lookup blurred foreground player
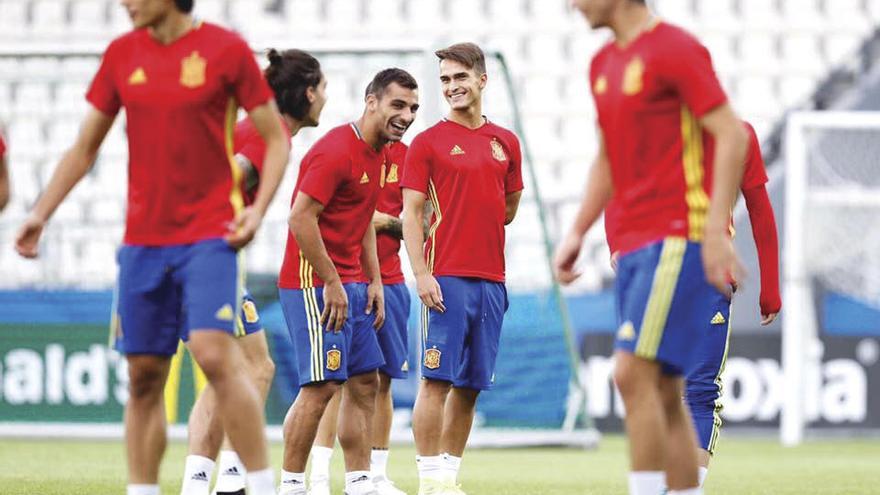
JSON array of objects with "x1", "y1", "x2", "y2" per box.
[
  {"x1": 14, "y1": 1, "x2": 290, "y2": 494},
  {"x1": 0, "y1": 130, "x2": 8, "y2": 211},
  {"x1": 180, "y1": 48, "x2": 327, "y2": 495},
  {"x1": 556, "y1": 1, "x2": 748, "y2": 494},
  {"x1": 277, "y1": 68, "x2": 419, "y2": 495},
  {"x1": 402, "y1": 42, "x2": 523, "y2": 495}
]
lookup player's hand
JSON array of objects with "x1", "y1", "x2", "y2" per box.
[
  {"x1": 366, "y1": 280, "x2": 385, "y2": 330},
  {"x1": 702, "y1": 230, "x2": 744, "y2": 299},
  {"x1": 761, "y1": 312, "x2": 778, "y2": 326},
  {"x1": 610, "y1": 251, "x2": 620, "y2": 273},
  {"x1": 15, "y1": 213, "x2": 46, "y2": 259},
  {"x1": 321, "y1": 279, "x2": 348, "y2": 333},
  {"x1": 225, "y1": 206, "x2": 262, "y2": 249},
  {"x1": 416, "y1": 273, "x2": 445, "y2": 313},
  {"x1": 554, "y1": 231, "x2": 584, "y2": 285}
]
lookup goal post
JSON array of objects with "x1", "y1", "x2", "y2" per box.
[{"x1": 782, "y1": 111, "x2": 880, "y2": 445}]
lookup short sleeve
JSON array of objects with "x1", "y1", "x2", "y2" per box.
[
  {"x1": 741, "y1": 122, "x2": 769, "y2": 190},
  {"x1": 86, "y1": 43, "x2": 122, "y2": 116},
  {"x1": 659, "y1": 33, "x2": 727, "y2": 118},
  {"x1": 237, "y1": 135, "x2": 266, "y2": 175},
  {"x1": 229, "y1": 39, "x2": 273, "y2": 112},
  {"x1": 401, "y1": 134, "x2": 431, "y2": 194},
  {"x1": 505, "y1": 134, "x2": 524, "y2": 194},
  {"x1": 298, "y1": 151, "x2": 349, "y2": 206}
]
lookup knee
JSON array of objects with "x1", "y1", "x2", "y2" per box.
[
  {"x1": 193, "y1": 349, "x2": 228, "y2": 381},
  {"x1": 377, "y1": 373, "x2": 393, "y2": 395},
  {"x1": 128, "y1": 363, "x2": 166, "y2": 401},
  {"x1": 301, "y1": 381, "x2": 341, "y2": 407},
  {"x1": 612, "y1": 360, "x2": 641, "y2": 399},
  {"x1": 254, "y1": 356, "x2": 276, "y2": 388},
  {"x1": 349, "y1": 372, "x2": 379, "y2": 403}
]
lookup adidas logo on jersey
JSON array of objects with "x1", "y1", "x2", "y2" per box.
[
  {"x1": 450, "y1": 145, "x2": 465, "y2": 155},
  {"x1": 215, "y1": 304, "x2": 234, "y2": 321},
  {"x1": 711, "y1": 312, "x2": 727, "y2": 325},
  {"x1": 191, "y1": 471, "x2": 208, "y2": 482},
  {"x1": 128, "y1": 67, "x2": 147, "y2": 85},
  {"x1": 360, "y1": 171, "x2": 370, "y2": 184}
]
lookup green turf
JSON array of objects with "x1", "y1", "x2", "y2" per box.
[{"x1": 0, "y1": 435, "x2": 877, "y2": 494}]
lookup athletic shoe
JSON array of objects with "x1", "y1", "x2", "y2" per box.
[
  {"x1": 374, "y1": 476, "x2": 408, "y2": 495},
  {"x1": 308, "y1": 478, "x2": 331, "y2": 495}
]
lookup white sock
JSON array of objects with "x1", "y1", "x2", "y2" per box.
[
  {"x1": 345, "y1": 470, "x2": 375, "y2": 495},
  {"x1": 698, "y1": 466, "x2": 709, "y2": 487},
  {"x1": 279, "y1": 470, "x2": 306, "y2": 494},
  {"x1": 247, "y1": 467, "x2": 276, "y2": 495},
  {"x1": 127, "y1": 485, "x2": 159, "y2": 495},
  {"x1": 180, "y1": 455, "x2": 215, "y2": 495},
  {"x1": 442, "y1": 452, "x2": 462, "y2": 483},
  {"x1": 669, "y1": 488, "x2": 703, "y2": 495},
  {"x1": 628, "y1": 471, "x2": 665, "y2": 495},
  {"x1": 416, "y1": 455, "x2": 445, "y2": 483},
  {"x1": 371, "y1": 448, "x2": 390, "y2": 481},
  {"x1": 213, "y1": 450, "x2": 247, "y2": 492},
  {"x1": 309, "y1": 445, "x2": 334, "y2": 483}
]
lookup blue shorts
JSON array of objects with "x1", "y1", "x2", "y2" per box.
[
  {"x1": 279, "y1": 282, "x2": 385, "y2": 386},
  {"x1": 377, "y1": 282, "x2": 411, "y2": 379},
  {"x1": 685, "y1": 291, "x2": 732, "y2": 454},
  {"x1": 115, "y1": 239, "x2": 242, "y2": 356},
  {"x1": 614, "y1": 237, "x2": 728, "y2": 376},
  {"x1": 420, "y1": 276, "x2": 508, "y2": 391}
]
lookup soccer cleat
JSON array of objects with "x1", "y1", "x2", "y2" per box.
[
  {"x1": 215, "y1": 490, "x2": 246, "y2": 495},
  {"x1": 374, "y1": 476, "x2": 408, "y2": 495},
  {"x1": 444, "y1": 483, "x2": 466, "y2": 495},
  {"x1": 417, "y1": 479, "x2": 448, "y2": 495},
  {"x1": 307, "y1": 478, "x2": 330, "y2": 495},
  {"x1": 280, "y1": 479, "x2": 307, "y2": 495}
]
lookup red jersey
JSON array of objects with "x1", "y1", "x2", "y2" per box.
[
  {"x1": 0, "y1": 132, "x2": 6, "y2": 158},
  {"x1": 86, "y1": 22, "x2": 273, "y2": 246},
  {"x1": 590, "y1": 21, "x2": 727, "y2": 254},
  {"x1": 376, "y1": 141, "x2": 408, "y2": 285},
  {"x1": 233, "y1": 117, "x2": 291, "y2": 206},
  {"x1": 278, "y1": 124, "x2": 385, "y2": 289},
  {"x1": 401, "y1": 119, "x2": 524, "y2": 283}
]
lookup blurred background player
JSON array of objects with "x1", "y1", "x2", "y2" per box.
[
  {"x1": 179, "y1": 48, "x2": 327, "y2": 495},
  {"x1": 277, "y1": 68, "x2": 419, "y2": 495},
  {"x1": 13, "y1": 1, "x2": 291, "y2": 494},
  {"x1": 308, "y1": 85, "x2": 413, "y2": 495},
  {"x1": 401, "y1": 42, "x2": 523, "y2": 495},
  {"x1": 0, "y1": 128, "x2": 8, "y2": 212},
  {"x1": 604, "y1": 120, "x2": 781, "y2": 489},
  {"x1": 555, "y1": 1, "x2": 748, "y2": 494}
]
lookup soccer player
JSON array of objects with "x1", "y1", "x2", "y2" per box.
[
  {"x1": 307, "y1": 127, "x2": 413, "y2": 495},
  {"x1": 556, "y1": 1, "x2": 748, "y2": 494},
  {"x1": 277, "y1": 68, "x2": 419, "y2": 495},
  {"x1": 180, "y1": 48, "x2": 327, "y2": 495},
  {"x1": 14, "y1": 1, "x2": 291, "y2": 495},
  {"x1": 0, "y1": 129, "x2": 8, "y2": 212},
  {"x1": 401, "y1": 42, "x2": 523, "y2": 495},
  {"x1": 604, "y1": 121, "x2": 781, "y2": 488}
]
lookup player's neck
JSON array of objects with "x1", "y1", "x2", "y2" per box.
[
  {"x1": 354, "y1": 116, "x2": 386, "y2": 152},
  {"x1": 447, "y1": 104, "x2": 485, "y2": 130},
  {"x1": 148, "y1": 11, "x2": 195, "y2": 45},
  {"x1": 283, "y1": 114, "x2": 303, "y2": 138},
  {"x1": 609, "y1": 4, "x2": 653, "y2": 48}
]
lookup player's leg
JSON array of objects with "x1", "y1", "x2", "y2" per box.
[
  {"x1": 308, "y1": 389, "x2": 340, "y2": 495},
  {"x1": 181, "y1": 381, "x2": 223, "y2": 495},
  {"x1": 126, "y1": 355, "x2": 173, "y2": 486},
  {"x1": 337, "y1": 283, "x2": 386, "y2": 495},
  {"x1": 180, "y1": 240, "x2": 273, "y2": 495},
  {"x1": 279, "y1": 286, "x2": 347, "y2": 495},
  {"x1": 660, "y1": 374, "x2": 700, "y2": 491}
]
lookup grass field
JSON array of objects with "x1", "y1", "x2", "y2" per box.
[{"x1": 1, "y1": 435, "x2": 878, "y2": 494}]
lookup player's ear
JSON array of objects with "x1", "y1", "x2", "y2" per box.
[
  {"x1": 478, "y1": 72, "x2": 488, "y2": 90},
  {"x1": 366, "y1": 93, "x2": 379, "y2": 111},
  {"x1": 306, "y1": 86, "x2": 316, "y2": 104}
]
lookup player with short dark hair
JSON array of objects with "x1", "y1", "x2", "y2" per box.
[
  {"x1": 402, "y1": 42, "x2": 523, "y2": 495},
  {"x1": 179, "y1": 48, "x2": 327, "y2": 495},
  {"x1": 556, "y1": 1, "x2": 749, "y2": 494},
  {"x1": 277, "y1": 68, "x2": 419, "y2": 495},
  {"x1": 14, "y1": 1, "x2": 291, "y2": 495}
]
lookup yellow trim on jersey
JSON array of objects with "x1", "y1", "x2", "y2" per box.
[
  {"x1": 163, "y1": 341, "x2": 186, "y2": 424},
  {"x1": 708, "y1": 307, "x2": 733, "y2": 454},
  {"x1": 635, "y1": 237, "x2": 687, "y2": 359},
  {"x1": 303, "y1": 287, "x2": 324, "y2": 382},
  {"x1": 421, "y1": 304, "x2": 430, "y2": 364},
  {"x1": 426, "y1": 180, "x2": 443, "y2": 272},
  {"x1": 680, "y1": 106, "x2": 710, "y2": 241},
  {"x1": 225, "y1": 97, "x2": 245, "y2": 216}
]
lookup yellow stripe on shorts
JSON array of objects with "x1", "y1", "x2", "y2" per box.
[{"x1": 635, "y1": 237, "x2": 687, "y2": 359}]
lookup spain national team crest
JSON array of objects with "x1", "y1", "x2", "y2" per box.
[
  {"x1": 180, "y1": 51, "x2": 206, "y2": 88},
  {"x1": 386, "y1": 163, "x2": 399, "y2": 183},
  {"x1": 242, "y1": 300, "x2": 259, "y2": 323},
  {"x1": 622, "y1": 56, "x2": 644, "y2": 96},
  {"x1": 380, "y1": 163, "x2": 387, "y2": 188},
  {"x1": 490, "y1": 139, "x2": 507, "y2": 162},
  {"x1": 326, "y1": 349, "x2": 342, "y2": 372},
  {"x1": 424, "y1": 348, "x2": 441, "y2": 370}
]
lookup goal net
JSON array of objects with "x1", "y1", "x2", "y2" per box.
[{"x1": 782, "y1": 111, "x2": 880, "y2": 445}]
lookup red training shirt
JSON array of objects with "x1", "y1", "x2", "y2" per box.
[
  {"x1": 376, "y1": 141, "x2": 408, "y2": 285},
  {"x1": 590, "y1": 21, "x2": 727, "y2": 254},
  {"x1": 278, "y1": 124, "x2": 385, "y2": 289},
  {"x1": 401, "y1": 119, "x2": 524, "y2": 283},
  {"x1": 233, "y1": 117, "x2": 291, "y2": 206},
  {"x1": 86, "y1": 22, "x2": 273, "y2": 246},
  {"x1": 0, "y1": 132, "x2": 6, "y2": 158}
]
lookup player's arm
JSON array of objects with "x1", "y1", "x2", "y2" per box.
[
  {"x1": 16, "y1": 107, "x2": 115, "y2": 258},
  {"x1": 360, "y1": 224, "x2": 385, "y2": 329},
  {"x1": 701, "y1": 104, "x2": 749, "y2": 295},
  {"x1": 227, "y1": 102, "x2": 290, "y2": 249},
  {"x1": 0, "y1": 152, "x2": 8, "y2": 212},
  {"x1": 505, "y1": 191, "x2": 522, "y2": 225},
  {"x1": 402, "y1": 188, "x2": 445, "y2": 312},
  {"x1": 372, "y1": 210, "x2": 403, "y2": 239},
  {"x1": 743, "y1": 184, "x2": 781, "y2": 325},
  {"x1": 289, "y1": 192, "x2": 347, "y2": 331},
  {"x1": 554, "y1": 133, "x2": 613, "y2": 285}
]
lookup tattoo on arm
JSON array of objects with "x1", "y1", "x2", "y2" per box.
[{"x1": 385, "y1": 216, "x2": 404, "y2": 239}]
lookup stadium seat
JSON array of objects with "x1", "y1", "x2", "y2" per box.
[
  {"x1": 780, "y1": 33, "x2": 827, "y2": 77},
  {"x1": 0, "y1": 0, "x2": 30, "y2": 38},
  {"x1": 30, "y1": 0, "x2": 69, "y2": 38},
  {"x1": 70, "y1": 0, "x2": 109, "y2": 37}
]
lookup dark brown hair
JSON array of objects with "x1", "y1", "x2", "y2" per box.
[
  {"x1": 265, "y1": 49, "x2": 324, "y2": 120},
  {"x1": 365, "y1": 68, "x2": 418, "y2": 99},
  {"x1": 435, "y1": 42, "x2": 486, "y2": 75},
  {"x1": 174, "y1": 0, "x2": 194, "y2": 13}
]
